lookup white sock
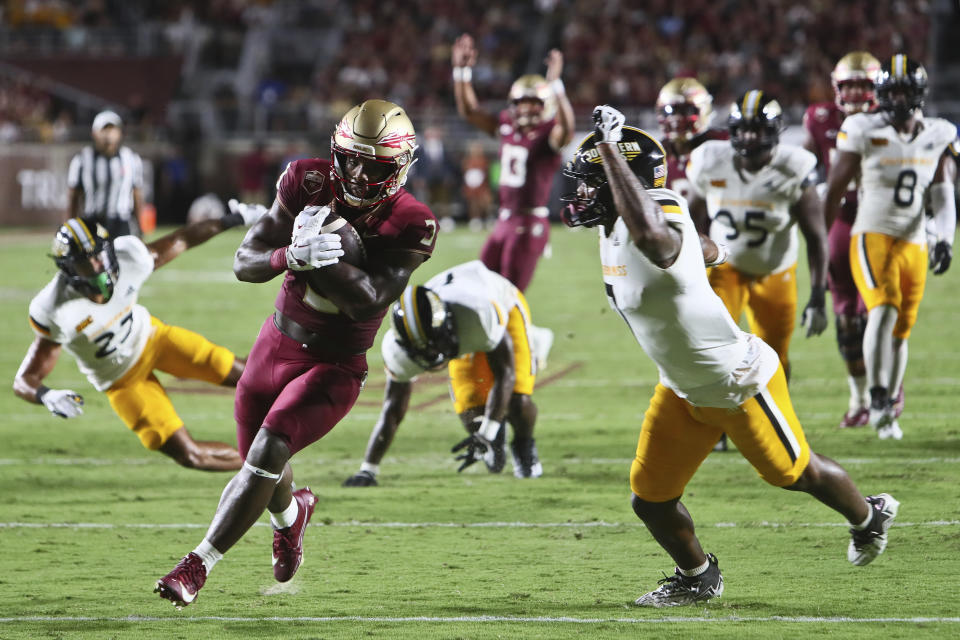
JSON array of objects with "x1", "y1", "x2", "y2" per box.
[
  {"x1": 851, "y1": 504, "x2": 873, "y2": 531},
  {"x1": 270, "y1": 496, "x2": 300, "y2": 530},
  {"x1": 847, "y1": 375, "x2": 868, "y2": 411},
  {"x1": 679, "y1": 557, "x2": 711, "y2": 577},
  {"x1": 360, "y1": 461, "x2": 379, "y2": 476},
  {"x1": 193, "y1": 538, "x2": 223, "y2": 574},
  {"x1": 864, "y1": 306, "x2": 898, "y2": 392},
  {"x1": 890, "y1": 338, "x2": 908, "y2": 397}
]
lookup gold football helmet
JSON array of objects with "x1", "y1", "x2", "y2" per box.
[
  {"x1": 831, "y1": 51, "x2": 881, "y2": 115},
  {"x1": 331, "y1": 99, "x2": 418, "y2": 210},
  {"x1": 508, "y1": 74, "x2": 556, "y2": 127},
  {"x1": 655, "y1": 77, "x2": 714, "y2": 143}
]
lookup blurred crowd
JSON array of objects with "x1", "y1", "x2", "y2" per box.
[{"x1": 0, "y1": 0, "x2": 940, "y2": 222}]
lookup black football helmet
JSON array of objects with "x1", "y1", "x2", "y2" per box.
[
  {"x1": 728, "y1": 90, "x2": 784, "y2": 158},
  {"x1": 875, "y1": 54, "x2": 927, "y2": 123},
  {"x1": 560, "y1": 126, "x2": 668, "y2": 228},
  {"x1": 390, "y1": 285, "x2": 458, "y2": 369},
  {"x1": 51, "y1": 217, "x2": 118, "y2": 301}
]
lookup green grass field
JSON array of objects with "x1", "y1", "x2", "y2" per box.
[{"x1": 1, "y1": 223, "x2": 958, "y2": 639}]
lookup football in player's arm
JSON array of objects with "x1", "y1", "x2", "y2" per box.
[{"x1": 13, "y1": 200, "x2": 266, "y2": 470}]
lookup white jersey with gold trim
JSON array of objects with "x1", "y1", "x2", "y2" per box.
[
  {"x1": 28, "y1": 236, "x2": 155, "y2": 391},
  {"x1": 839, "y1": 112, "x2": 958, "y2": 243},
  {"x1": 382, "y1": 260, "x2": 524, "y2": 382},
  {"x1": 599, "y1": 187, "x2": 779, "y2": 407},
  {"x1": 687, "y1": 141, "x2": 817, "y2": 276}
]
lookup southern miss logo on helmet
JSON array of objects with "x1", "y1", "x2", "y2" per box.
[{"x1": 52, "y1": 217, "x2": 118, "y2": 301}]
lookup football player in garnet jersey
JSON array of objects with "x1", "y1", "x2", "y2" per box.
[
  {"x1": 155, "y1": 99, "x2": 439, "y2": 609},
  {"x1": 14, "y1": 201, "x2": 266, "y2": 470},
  {"x1": 563, "y1": 104, "x2": 897, "y2": 607},
  {"x1": 824, "y1": 55, "x2": 959, "y2": 441},
  {"x1": 655, "y1": 77, "x2": 727, "y2": 203},
  {"x1": 343, "y1": 261, "x2": 545, "y2": 487},
  {"x1": 802, "y1": 51, "x2": 884, "y2": 428},
  {"x1": 451, "y1": 33, "x2": 574, "y2": 293}
]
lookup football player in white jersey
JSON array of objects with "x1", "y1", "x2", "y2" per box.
[
  {"x1": 824, "y1": 55, "x2": 958, "y2": 440},
  {"x1": 342, "y1": 260, "x2": 544, "y2": 486},
  {"x1": 561, "y1": 105, "x2": 897, "y2": 607},
  {"x1": 687, "y1": 90, "x2": 829, "y2": 383},
  {"x1": 13, "y1": 201, "x2": 266, "y2": 470}
]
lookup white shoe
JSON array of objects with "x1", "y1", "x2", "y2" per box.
[
  {"x1": 877, "y1": 419, "x2": 903, "y2": 440},
  {"x1": 530, "y1": 326, "x2": 554, "y2": 371},
  {"x1": 848, "y1": 493, "x2": 899, "y2": 566}
]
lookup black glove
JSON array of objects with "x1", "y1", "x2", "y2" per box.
[
  {"x1": 930, "y1": 240, "x2": 952, "y2": 275},
  {"x1": 800, "y1": 287, "x2": 828, "y2": 337},
  {"x1": 452, "y1": 430, "x2": 505, "y2": 473}
]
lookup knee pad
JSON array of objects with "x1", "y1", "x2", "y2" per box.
[{"x1": 836, "y1": 314, "x2": 866, "y2": 362}]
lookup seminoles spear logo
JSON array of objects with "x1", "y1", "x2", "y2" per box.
[{"x1": 376, "y1": 131, "x2": 417, "y2": 149}]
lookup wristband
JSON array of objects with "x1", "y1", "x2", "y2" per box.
[
  {"x1": 477, "y1": 416, "x2": 502, "y2": 441},
  {"x1": 269, "y1": 247, "x2": 288, "y2": 272},
  {"x1": 221, "y1": 212, "x2": 245, "y2": 229},
  {"x1": 453, "y1": 66, "x2": 472, "y2": 83},
  {"x1": 36, "y1": 384, "x2": 51, "y2": 403},
  {"x1": 551, "y1": 78, "x2": 565, "y2": 96}
]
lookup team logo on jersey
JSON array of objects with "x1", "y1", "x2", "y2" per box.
[
  {"x1": 303, "y1": 170, "x2": 325, "y2": 194},
  {"x1": 710, "y1": 179, "x2": 726, "y2": 187},
  {"x1": 75, "y1": 316, "x2": 93, "y2": 332},
  {"x1": 869, "y1": 137, "x2": 889, "y2": 146}
]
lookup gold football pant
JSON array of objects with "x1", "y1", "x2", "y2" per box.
[
  {"x1": 448, "y1": 296, "x2": 536, "y2": 414},
  {"x1": 630, "y1": 364, "x2": 811, "y2": 502},
  {"x1": 106, "y1": 316, "x2": 235, "y2": 450},
  {"x1": 850, "y1": 232, "x2": 927, "y2": 339}
]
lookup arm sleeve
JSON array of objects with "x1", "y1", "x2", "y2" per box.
[
  {"x1": 28, "y1": 296, "x2": 62, "y2": 343},
  {"x1": 131, "y1": 152, "x2": 144, "y2": 189},
  {"x1": 836, "y1": 118, "x2": 865, "y2": 155},
  {"x1": 685, "y1": 146, "x2": 708, "y2": 197}
]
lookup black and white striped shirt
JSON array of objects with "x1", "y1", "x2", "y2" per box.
[{"x1": 67, "y1": 145, "x2": 143, "y2": 223}]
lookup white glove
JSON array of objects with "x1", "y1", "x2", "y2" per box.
[
  {"x1": 592, "y1": 105, "x2": 625, "y2": 143},
  {"x1": 287, "y1": 205, "x2": 343, "y2": 270},
  {"x1": 451, "y1": 420, "x2": 506, "y2": 473},
  {"x1": 40, "y1": 388, "x2": 84, "y2": 419},
  {"x1": 227, "y1": 199, "x2": 268, "y2": 226}
]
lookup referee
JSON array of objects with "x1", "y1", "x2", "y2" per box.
[{"x1": 66, "y1": 110, "x2": 145, "y2": 237}]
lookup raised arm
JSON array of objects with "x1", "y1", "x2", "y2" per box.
[
  {"x1": 452, "y1": 33, "x2": 498, "y2": 137},
  {"x1": 593, "y1": 106, "x2": 681, "y2": 268},
  {"x1": 149, "y1": 199, "x2": 266, "y2": 270},
  {"x1": 823, "y1": 149, "x2": 861, "y2": 231},
  {"x1": 794, "y1": 183, "x2": 829, "y2": 337},
  {"x1": 545, "y1": 49, "x2": 575, "y2": 152}
]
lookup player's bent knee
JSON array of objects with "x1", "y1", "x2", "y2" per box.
[
  {"x1": 246, "y1": 428, "x2": 292, "y2": 471},
  {"x1": 631, "y1": 493, "x2": 680, "y2": 520}
]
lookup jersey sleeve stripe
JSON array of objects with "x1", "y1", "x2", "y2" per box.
[
  {"x1": 29, "y1": 315, "x2": 51, "y2": 335},
  {"x1": 837, "y1": 131, "x2": 848, "y2": 141},
  {"x1": 660, "y1": 204, "x2": 683, "y2": 216},
  {"x1": 492, "y1": 301, "x2": 506, "y2": 327}
]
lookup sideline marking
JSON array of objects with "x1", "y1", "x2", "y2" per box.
[{"x1": 1, "y1": 614, "x2": 959, "y2": 624}]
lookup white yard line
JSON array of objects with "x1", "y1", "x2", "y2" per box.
[
  {"x1": 0, "y1": 519, "x2": 956, "y2": 530},
  {"x1": 1, "y1": 614, "x2": 958, "y2": 624}
]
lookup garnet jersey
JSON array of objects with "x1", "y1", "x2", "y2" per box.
[
  {"x1": 803, "y1": 101, "x2": 859, "y2": 224},
  {"x1": 665, "y1": 129, "x2": 728, "y2": 203},
  {"x1": 28, "y1": 236, "x2": 155, "y2": 391},
  {"x1": 687, "y1": 141, "x2": 818, "y2": 276},
  {"x1": 496, "y1": 111, "x2": 562, "y2": 211},
  {"x1": 274, "y1": 158, "x2": 439, "y2": 352},
  {"x1": 598, "y1": 188, "x2": 778, "y2": 406},
  {"x1": 839, "y1": 113, "x2": 959, "y2": 243},
  {"x1": 382, "y1": 260, "x2": 525, "y2": 382}
]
